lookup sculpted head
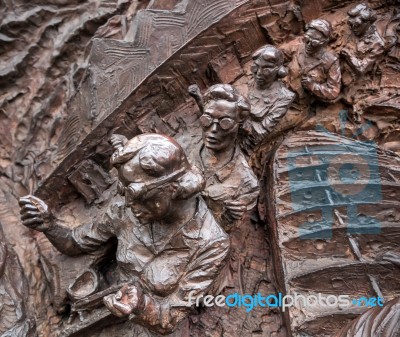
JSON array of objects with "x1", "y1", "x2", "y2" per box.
[
  {"x1": 251, "y1": 45, "x2": 287, "y2": 89},
  {"x1": 200, "y1": 84, "x2": 250, "y2": 153},
  {"x1": 304, "y1": 19, "x2": 332, "y2": 56},
  {"x1": 348, "y1": 3, "x2": 377, "y2": 37},
  {"x1": 111, "y1": 134, "x2": 204, "y2": 223}
]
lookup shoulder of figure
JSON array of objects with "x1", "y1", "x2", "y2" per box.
[
  {"x1": 232, "y1": 149, "x2": 256, "y2": 176},
  {"x1": 325, "y1": 49, "x2": 339, "y2": 62},
  {"x1": 229, "y1": 153, "x2": 259, "y2": 193},
  {"x1": 278, "y1": 83, "x2": 296, "y2": 101}
]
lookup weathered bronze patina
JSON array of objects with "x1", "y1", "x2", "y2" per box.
[
  {"x1": 20, "y1": 134, "x2": 229, "y2": 336},
  {"x1": 1, "y1": 1, "x2": 399, "y2": 336}
]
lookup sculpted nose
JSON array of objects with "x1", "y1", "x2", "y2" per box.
[
  {"x1": 353, "y1": 18, "x2": 361, "y2": 27},
  {"x1": 210, "y1": 122, "x2": 218, "y2": 132}
]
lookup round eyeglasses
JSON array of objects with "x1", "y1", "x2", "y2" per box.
[
  {"x1": 199, "y1": 114, "x2": 236, "y2": 130},
  {"x1": 304, "y1": 34, "x2": 326, "y2": 46}
]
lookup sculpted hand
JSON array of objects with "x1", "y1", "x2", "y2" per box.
[
  {"x1": 188, "y1": 84, "x2": 204, "y2": 113},
  {"x1": 19, "y1": 195, "x2": 53, "y2": 232},
  {"x1": 224, "y1": 200, "x2": 246, "y2": 221},
  {"x1": 103, "y1": 284, "x2": 143, "y2": 317},
  {"x1": 301, "y1": 75, "x2": 313, "y2": 91},
  {"x1": 110, "y1": 134, "x2": 128, "y2": 151},
  {"x1": 188, "y1": 84, "x2": 201, "y2": 98}
]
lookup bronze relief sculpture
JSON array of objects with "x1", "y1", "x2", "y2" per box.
[
  {"x1": 0, "y1": 228, "x2": 34, "y2": 337},
  {"x1": 340, "y1": 3, "x2": 387, "y2": 118},
  {"x1": 286, "y1": 19, "x2": 342, "y2": 106},
  {"x1": 190, "y1": 84, "x2": 259, "y2": 232},
  {"x1": 187, "y1": 85, "x2": 279, "y2": 336},
  {"x1": 341, "y1": 3, "x2": 385, "y2": 81},
  {"x1": 243, "y1": 45, "x2": 295, "y2": 153},
  {"x1": 19, "y1": 134, "x2": 230, "y2": 335},
  {"x1": 2, "y1": 0, "x2": 400, "y2": 336}
]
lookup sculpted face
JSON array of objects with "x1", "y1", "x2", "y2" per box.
[
  {"x1": 251, "y1": 50, "x2": 280, "y2": 89},
  {"x1": 201, "y1": 99, "x2": 239, "y2": 153},
  {"x1": 117, "y1": 160, "x2": 174, "y2": 224},
  {"x1": 128, "y1": 188, "x2": 173, "y2": 224},
  {"x1": 348, "y1": 12, "x2": 370, "y2": 36},
  {"x1": 304, "y1": 28, "x2": 326, "y2": 55}
]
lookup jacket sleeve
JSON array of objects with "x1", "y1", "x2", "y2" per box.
[
  {"x1": 45, "y1": 206, "x2": 116, "y2": 256},
  {"x1": 309, "y1": 58, "x2": 341, "y2": 101}
]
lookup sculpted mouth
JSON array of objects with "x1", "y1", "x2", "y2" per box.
[
  {"x1": 132, "y1": 210, "x2": 147, "y2": 219},
  {"x1": 306, "y1": 45, "x2": 314, "y2": 51},
  {"x1": 206, "y1": 136, "x2": 220, "y2": 144},
  {"x1": 133, "y1": 212, "x2": 144, "y2": 219}
]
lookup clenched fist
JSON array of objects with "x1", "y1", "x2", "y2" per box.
[{"x1": 19, "y1": 195, "x2": 53, "y2": 232}]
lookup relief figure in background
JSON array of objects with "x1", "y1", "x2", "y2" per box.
[
  {"x1": 243, "y1": 45, "x2": 295, "y2": 154},
  {"x1": 19, "y1": 134, "x2": 230, "y2": 336},
  {"x1": 287, "y1": 19, "x2": 341, "y2": 108},
  {"x1": 341, "y1": 3, "x2": 385, "y2": 80},
  {"x1": 187, "y1": 85, "x2": 277, "y2": 337},
  {"x1": 190, "y1": 84, "x2": 259, "y2": 233},
  {"x1": 340, "y1": 3, "x2": 385, "y2": 116}
]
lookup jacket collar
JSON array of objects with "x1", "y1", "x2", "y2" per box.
[{"x1": 198, "y1": 143, "x2": 238, "y2": 183}]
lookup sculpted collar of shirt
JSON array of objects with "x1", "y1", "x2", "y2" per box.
[
  {"x1": 197, "y1": 143, "x2": 240, "y2": 184},
  {"x1": 195, "y1": 142, "x2": 259, "y2": 205},
  {"x1": 248, "y1": 80, "x2": 287, "y2": 120},
  {"x1": 129, "y1": 204, "x2": 200, "y2": 256},
  {"x1": 297, "y1": 45, "x2": 335, "y2": 74}
]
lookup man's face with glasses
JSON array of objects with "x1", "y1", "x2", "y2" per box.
[
  {"x1": 304, "y1": 28, "x2": 327, "y2": 55},
  {"x1": 200, "y1": 99, "x2": 239, "y2": 153},
  {"x1": 348, "y1": 12, "x2": 370, "y2": 37}
]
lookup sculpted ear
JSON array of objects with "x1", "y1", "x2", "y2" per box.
[{"x1": 278, "y1": 66, "x2": 288, "y2": 78}]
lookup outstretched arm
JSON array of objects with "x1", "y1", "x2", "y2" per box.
[{"x1": 19, "y1": 195, "x2": 113, "y2": 256}]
